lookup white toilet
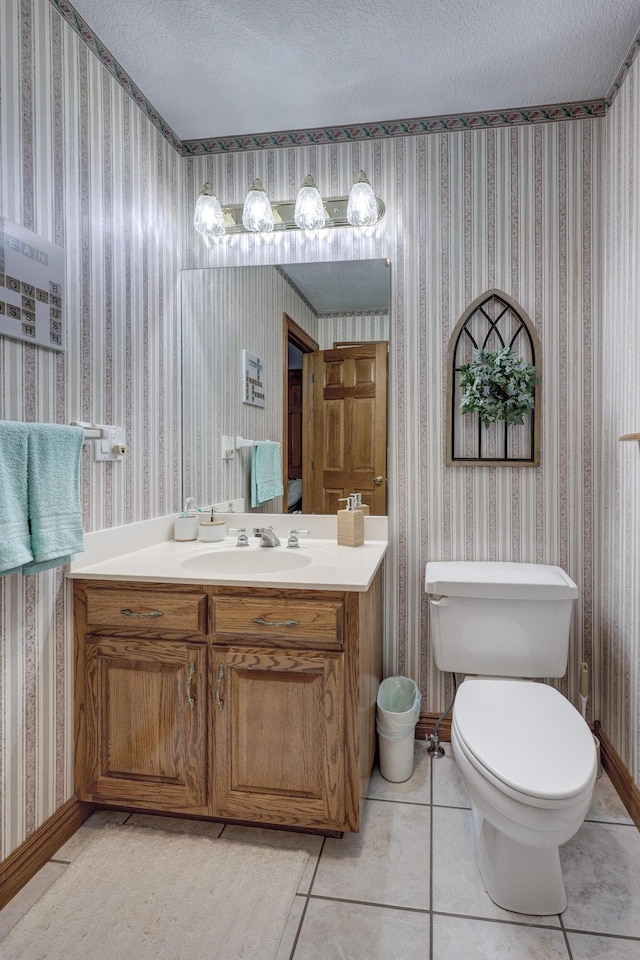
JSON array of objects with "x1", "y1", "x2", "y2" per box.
[{"x1": 425, "y1": 561, "x2": 597, "y2": 916}]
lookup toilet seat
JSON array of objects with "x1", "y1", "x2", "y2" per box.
[{"x1": 453, "y1": 679, "x2": 597, "y2": 802}]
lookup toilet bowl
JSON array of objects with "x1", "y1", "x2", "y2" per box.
[{"x1": 451, "y1": 677, "x2": 597, "y2": 915}]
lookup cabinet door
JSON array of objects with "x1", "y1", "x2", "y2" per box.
[
  {"x1": 212, "y1": 649, "x2": 345, "y2": 829},
  {"x1": 81, "y1": 638, "x2": 207, "y2": 808}
]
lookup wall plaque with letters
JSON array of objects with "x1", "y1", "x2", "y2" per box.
[
  {"x1": 0, "y1": 217, "x2": 65, "y2": 352},
  {"x1": 242, "y1": 349, "x2": 265, "y2": 407}
]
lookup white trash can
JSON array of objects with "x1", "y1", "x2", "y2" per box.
[{"x1": 376, "y1": 676, "x2": 421, "y2": 782}]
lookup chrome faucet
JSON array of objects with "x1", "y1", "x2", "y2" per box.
[{"x1": 253, "y1": 526, "x2": 280, "y2": 547}]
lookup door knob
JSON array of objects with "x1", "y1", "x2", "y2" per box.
[{"x1": 374, "y1": 476, "x2": 383, "y2": 486}]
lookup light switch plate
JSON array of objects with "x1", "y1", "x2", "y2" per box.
[{"x1": 94, "y1": 425, "x2": 126, "y2": 461}]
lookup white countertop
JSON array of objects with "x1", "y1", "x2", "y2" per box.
[{"x1": 69, "y1": 513, "x2": 388, "y2": 592}]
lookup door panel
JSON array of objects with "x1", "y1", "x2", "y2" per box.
[
  {"x1": 304, "y1": 342, "x2": 387, "y2": 514},
  {"x1": 212, "y1": 649, "x2": 345, "y2": 828},
  {"x1": 82, "y1": 638, "x2": 207, "y2": 808}
]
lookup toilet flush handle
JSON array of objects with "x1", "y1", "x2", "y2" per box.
[{"x1": 429, "y1": 595, "x2": 450, "y2": 606}]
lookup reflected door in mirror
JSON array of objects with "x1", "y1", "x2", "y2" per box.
[{"x1": 303, "y1": 342, "x2": 387, "y2": 515}]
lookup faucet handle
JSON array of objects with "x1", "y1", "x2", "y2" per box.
[
  {"x1": 287, "y1": 528, "x2": 309, "y2": 548},
  {"x1": 229, "y1": 527, "x2": 249, "y2": 547}
]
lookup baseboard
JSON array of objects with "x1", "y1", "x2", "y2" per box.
[
  {"x1": 0, "y1": 796, "x2": 94, "y2": 910},
  {"x1": 416, "y1": 711, "x2": 451, "y2": 742},
  {"x1": 594, "y1": 722, "x2": 640, "y2": 830}
]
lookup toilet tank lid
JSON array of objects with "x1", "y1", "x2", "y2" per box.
[{"x1": 425, "y1": 561, "x2": 578, "y2": 600}]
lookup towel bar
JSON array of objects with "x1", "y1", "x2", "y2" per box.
[
  {"x1": 221, "y1": 434, "x2": 276, "y2": 459},
  {"x1": 71, "y1": 422, "x2": 126, "y2": 459}
]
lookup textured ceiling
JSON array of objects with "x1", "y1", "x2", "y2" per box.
[
  {"x1": 66, "y1": 0, "x2": 640, "y2": 142},
  {"x1": 281, "y1": 260, "x2": 390, "y2": 314}
]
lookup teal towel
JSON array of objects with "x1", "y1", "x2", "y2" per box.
[
  {"x1": 22, "y1": 424, "x2": 85, "y2": 576},
  {"x1": 0, "y1": 421, "x2": 33, "y2": 575},
  {"x1": 251, "y1": 441, "x2": 284, "y2": 508}
]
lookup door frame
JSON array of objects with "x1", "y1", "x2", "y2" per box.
[{"x1": 282, "y1": 313, "x2": 319, "y2": 513}]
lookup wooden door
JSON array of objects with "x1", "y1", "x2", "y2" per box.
[
  {"x1": 82, "y1": 638, "x2": 207, "y2": 808},
  {"x1": 212, "y1": 648, "x2": 345, "y2": 829},
  {"x1": 303, "y1": 342, "x2": 387, "y2": 514}
]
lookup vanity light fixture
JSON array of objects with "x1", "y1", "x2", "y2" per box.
[
  {"x1": 294, "y1": 175, "x2": 326, "y2": 231},
  {"x1": 242, "y1": 178, "x2": 275, "y2": 233},
  {"x1": 346, "y1": 170, "x2": 379, "y2": 227},
  {"x1": 193, "y1": 182, "x2": 226, "y2": 238},
  {"x1": 193, "y1": 172, "x2": 385, "y2": 237}
]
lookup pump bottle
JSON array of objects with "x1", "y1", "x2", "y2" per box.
[{"x1": 337, "y1": 495, "x2": 364, "y2": 547}]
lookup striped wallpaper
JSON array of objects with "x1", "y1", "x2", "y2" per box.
[
  {"x1": 315, "y1": 314, "x2": 390, "y2": 350},
  {"x1": 0, "y1": 0, "x2": 637, "y2": 869},
  {"x1": 0, "y1": 0, "x2": 182, "y2": 860},
  {"x1": 599, "y1": 53, "x2": 640, "y2": 784}
]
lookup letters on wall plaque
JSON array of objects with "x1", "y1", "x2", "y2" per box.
[{"x1": 0, "y1": 217, "x2": 65, "y2": 353}]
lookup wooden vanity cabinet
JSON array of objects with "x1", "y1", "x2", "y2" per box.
[{"x1": 74, "y1": 570, "x2": 383, "y2": 832}]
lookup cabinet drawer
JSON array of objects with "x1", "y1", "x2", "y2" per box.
[
  {"x1": 212, "y1": 596, "x2": 343, "y2": 647},
  {"x1": 85, "y1": 588, "x2": 207, "y2": 637}
]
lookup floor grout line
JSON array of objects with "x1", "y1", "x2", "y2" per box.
[
  {"x1": 559, "y1": 911, "x2": 576, "y2": 960},
  {"x1": 429, "y1": 756, "x2": 434, "y2": 960},
  {"x1": 288, "y1": 835, "x2": 326, "y2": 960}
]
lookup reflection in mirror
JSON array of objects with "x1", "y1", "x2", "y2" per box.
[{"x1": 181, "y1": 260, "x2": 390, "y2": 515}]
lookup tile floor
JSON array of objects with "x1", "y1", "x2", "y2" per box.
[{"x1": 2, "y1": 741, "x2": 640, "y2": 959}]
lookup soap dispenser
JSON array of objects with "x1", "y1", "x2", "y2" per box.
[
  {"x1": 198, "y1": 508, "x2": 227, "y2": 542},
  {"x1": 337, "y1": 495, "x2": 364, "y2": 547},
  {"x1": 352, "y1": 493, "x2": 370, "y2": 516}
]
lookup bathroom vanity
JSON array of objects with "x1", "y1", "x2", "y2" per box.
[{"x1": 71, "y1": 517, "x2": 386, "y2": 834}]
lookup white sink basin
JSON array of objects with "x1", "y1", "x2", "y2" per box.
[{"x1": 179, "y1": 547, "x2": 314, "y2": 577}]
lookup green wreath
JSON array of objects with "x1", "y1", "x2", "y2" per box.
[{"x1": 458, "y1": 346, "x2": 538, "y2": 427}]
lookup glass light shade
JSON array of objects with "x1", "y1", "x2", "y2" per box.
[
  {"x1": 294, "y1": 175, "x2": 326, "y2": 230},
  {"x1": 346, "y1": 170, "x2": 378, "y2": 226},
  {"x1": 242, "y1": 179, "x2": 274, "y2": 233},
  {"x1": 194, "y1": 183, "x2": 225, "y2": 237}
]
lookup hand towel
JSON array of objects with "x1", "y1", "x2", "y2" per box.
[
  {"x1": 22, "y1": 423, "x2": 85, "y2": 575},
  {"x1": 0, "y1": 421, "x2": 33, "y2": 575},
  {"x1": 251, "y1": 441, "x2": 284, "y2": 508}
]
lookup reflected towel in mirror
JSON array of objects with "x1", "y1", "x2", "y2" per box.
[{"x1": 251, "y1": 441, "x2": 284, "y2": 507}]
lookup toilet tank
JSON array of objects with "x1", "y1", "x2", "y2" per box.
[{"x1": 425, "y1": 561, "x2": 578, "y2": 678}]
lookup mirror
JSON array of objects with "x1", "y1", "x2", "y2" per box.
[{"x1": 181, "y1": 259, "x2": 390, "y2": 515}]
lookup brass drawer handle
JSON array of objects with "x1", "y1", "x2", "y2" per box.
[
  {"x1": 120, "y1": 608, "x2": 164, "y2": 618},
  {"x1": 251, "y1": 617, "x2": 300, "y2": 628},
  {"x1": 215, "y1": 663, "x2": 225, "y2": 711},
  {"x1": 186, "y1": 660, "x2": 196, "y2": 710}
]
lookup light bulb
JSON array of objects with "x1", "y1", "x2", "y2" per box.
[
  {"x1": 294, "y1": 175, "x2": 326, "y2": 230},
  {"x1": 193, "y1": 182, "x2": 225, "y2": 237},
  {"x1": 242, "y1": 179, "x2": 274, "y2": 233},
  {"x1": 346, "y1": 171, "x2": 378, "y2": 227}
]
